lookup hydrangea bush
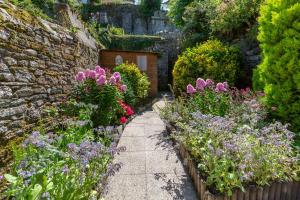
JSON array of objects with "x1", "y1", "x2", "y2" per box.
[
  {"x1": 72, "y1": 66, "x2": 134, "y2": 126},
  {"x1": 160, "y1": 77, "x2": 300, "y2": 196}
]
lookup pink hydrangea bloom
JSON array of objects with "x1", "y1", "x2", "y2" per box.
[
  {"x1": 76, "y1": 72, "x2": 85, "y2": 82},
  {"x1": 121, "y1": 84, "x2": 127, "y2": 93},
  {"x1": 187, "y1": 84, "x2": 196, "y2": 94},
  {"x1": 109, "y1": 76, "x2": 116, "y2": 85},
  {"x1": 84, "y1": 69, "x2": 91, "y2": 78},
  {"x1": 89, "y1": 70, "x2": 97, "y2": 79},
  {"x1": 196, "y1": 78, "x2": 206, "y2": 91},
  {"x1": 113, "y1": 72, "x2": 121, "y2": 82},
  {"x1": 215, "y1": 83, "x2": 227, "y2": 92},
  {"x1": 206, "y1": 79, "x2": 214, "y2": 86},
  {"x1": 96, "y1": 75, "x2": 106, "y2": 85},
  {"x1": 95, "y1": 66, "x2": 105, "y2": 76}
]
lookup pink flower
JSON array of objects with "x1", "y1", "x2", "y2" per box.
[
  {"x1": 113, "y1": 72, "x2": 121, "y2": 82},
  {"x1": 126, "y1": 106, "x2": 134, "y2": 116},
  {"x1": 76, "y1": 72, "x2": 85, "y2": 82},
  {"x1": 206, "y1": 79, "x2": 214, "y2": 86},
  {"x1": 109, "y1": 76, "x2": 116, "y2": 85},
  {"x1": 121, "y1": 84, "x2": 127, "y2": 93},
  {"x1": 196, "y1": 78, "x2": 206, "y2": 91},
  {"x1": 120, "y1": 116, "x2": 127, "y2": 124},
  {"x1": 96, "y1": 75, "x2": 106, "y2": 85},
  {"x1": 215, "y1": 83, "x2": 227, "y2": 92},
  {"x1": 187, "y1": 84, "x2": 196, "y2": 94},
  {"x1": 95, "y1": 66, "x2": 105, "y2": 76},
  {"x1": 89, "y1": 70, "x2": 97, "y2": 79},
  {"x1": 84, "y1": 69, "x2": 91, "y2": 78}
]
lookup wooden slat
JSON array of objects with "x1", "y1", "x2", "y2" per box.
[
  {"x1": 286, "y1": 182, "x2": 292, "y2": 200},
  {"x1": 290, "y1": 182, "x2": 297, "y2": 200},
  {"x1": 230, "y1": 191, "x2": 237, "y2": 200},
  {"x1": 257, "y1": 187, "x2": 263, "y2": 200},
  {"x1": 200, "y1": 179, "x2": 207, "y2": 199},
  {"x1": 275, "y1": 182, "x2": 282, "y2": 200},
  {"x1": 249, "y1": 186, "x2": 256, "y2": 200},
  {"x1": 282, "y1": 182, "x2": 288, "y2": 200},
  {"x1": 237, "y1": 190, "x2": 244, "y2": 200},
  {"x1": 263, "y1": 185, "x2": 269, "y2": 200},
  {"x1": 296, "y1": 182, "x2": 300, "y2": 200},
  {"x1": 244, "y1": 188, "x2": 250, "y2": 200},
  {"x1": 268, "y1": 182, "x2": 276, "y2": 200}
]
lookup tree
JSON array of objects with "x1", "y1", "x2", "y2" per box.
[
  {"x1": 254, "y1": 0, "x2": 300, "y2": 131},
  {"x1": 140, "y1": 0, "x2": 162, "y2": 18}
]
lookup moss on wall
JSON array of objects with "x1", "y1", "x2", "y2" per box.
[{"x1": 109, "y1": 35, "x2": 163, "y2": 51}]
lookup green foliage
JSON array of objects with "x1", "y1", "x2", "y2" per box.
[
  {"x1": 173, "y1": 40, "x2": 240, "y2": 94},
  {"x1": 109, "y1": 26, "x2": 125, "y2": 35},
  {"x1": 114, "y1": 63, "x2": 150, "y2": 101},
  {"x1": 109, "y1": 35, "x2": 162, "y2": 51},
  {"x1": 139, "y1": 0, "x2": 162, "y2": 18},
  {"x1": 181, "y1": 1, "x2": 210, "y2": 48},
  {"x1": 168, "y1": 0, "x2": 263, "y2": 47},
  {"x1": 204, "y1": 0, "x2": 263, "y2": 35},
  {"x1": 254, "y1": 0, "x2": 300, "y2": 132},
  {"x1": 160, "y1": 83, "x2": 300, "y2": 196},
  {"x1": 168, "y1": 0, "x2": 193, "y2": 27},
  {"x1": 121, "y1": 75, "x2": 137, "y2": 106}
]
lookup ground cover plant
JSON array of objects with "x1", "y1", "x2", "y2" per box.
[
  {"x1": 1, "y1": 66, "x2": 138, "y2": 199},
  {"x1": 160, "y1": 78, "x2": 300, "y2": 196}
]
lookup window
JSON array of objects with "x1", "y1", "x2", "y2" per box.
[
  {"x1": 115, "y1": 55, "x2": 123, "y2": 65},
  {"x1": 137, "y1": 55, "x2": 147, "y2": 71}
]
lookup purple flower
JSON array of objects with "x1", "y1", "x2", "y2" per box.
[
  {"x1": 0, "y1": 175, "x2": 3, "y2": 180},
  {"x1": 84, "y1": 69, "x2": 91, "y2": 78},
  {"x1": 75, "y1": 72, "x2": 85, "y2": 82},
  {"x1": 196, "y1": 78, "x2": 206, "y2": 91},
  {"x1": 89, "y1": 70, "x2": 97, "y2": 79},
  {"x1": 62, "y1": 165, "x2": 69, "y2": 174},
  {"x1": 215, "y1": 83, "x2": 227, "y2": 92},
  {"x1": 96, "y1": 75, "x2": 106, "y2": 85},
  {"x1": 187, "y1": 84, "x2": 196, "y2": 94},
  {"x1": 95, "y1": 66, "x2": 106, "y2": 76},
  {"x1": 113, "y1": 72, "x2": 121, "y2": 82},
  {"x1": 120, "y1": 84, "x2": 127, "y2": 93},
  {"x1": 109, "y1": 76, "x2": 116, "y2": 85},
  {"x1": 206, "y1": 79, "x2": 214, "y2": 86}
]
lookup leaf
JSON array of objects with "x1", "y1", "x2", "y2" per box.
[
  {"x1": 4, "y1": 174, "x2": 17, "y2": 184},
  {"x1": 46, "y1": 182, "x2": 54, "y2": 191},
  {"x1": 30, "y1": 184, "x2": 42, "y2": 200}
]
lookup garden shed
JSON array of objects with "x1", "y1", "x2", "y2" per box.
[{"x1": 99, "y1": 49, "x2": 158, "y2": 96}]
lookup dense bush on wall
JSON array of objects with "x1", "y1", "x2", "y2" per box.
[
  {"x1": 253, "y1": 0, "x2": 300, "y2": 133},
  {"x1": 172, "y1": 39, "x2": 240, "y2": 95}
]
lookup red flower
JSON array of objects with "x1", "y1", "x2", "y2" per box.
[
  {"x1": 120, "y1": 116, "x2": 127, "y2": 124},
  {"x1": 126, "y1": 106, "x2": 134, "y2": 116}
]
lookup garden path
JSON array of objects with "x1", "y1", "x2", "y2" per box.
[{"x1": 104, "y1": 99, "x2": 198, "y2": 200}]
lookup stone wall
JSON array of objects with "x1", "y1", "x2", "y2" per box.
[
  {"x1": 91, "y1": 4, "x2": 177, "y2": 35},
  {"x1": 0, "y1": 2, "x2": 99, "y2": 141}
]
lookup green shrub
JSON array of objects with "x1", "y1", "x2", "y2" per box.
[
  {"x1": 205, "y1": 0, "x2": 263, "y2": 35},
  {"x1": 121, "y1": 74, "x2": 137, "y2": 106},
  {"x1": 114, "y1": 63, "x2": 150, "y2": 101},
  {"x1": 173, "y1": 39, "x2": 240, "y2": 94},
  {"x1": 254, "y1": 0, "x2": 300, "y2": 132}
]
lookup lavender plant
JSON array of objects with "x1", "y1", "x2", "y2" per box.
[{"x1": 160, "y1": 77, "x2": 300, "y2": 196}]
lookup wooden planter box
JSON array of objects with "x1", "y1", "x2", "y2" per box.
[{"x1": 165, "y1": 124, "x2": 300, "y2": 200}]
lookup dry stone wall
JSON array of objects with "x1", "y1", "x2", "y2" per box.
[{"x1": 0, "y1": 2, "x2": 99, "y2": 141}]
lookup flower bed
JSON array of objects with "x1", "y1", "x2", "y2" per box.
[
  {"x1": 1, "y1": 65, "x2": 148, "y2": 199},
  {"x1": 160, "y1": 78, "x2": 300, "y2": 199}
]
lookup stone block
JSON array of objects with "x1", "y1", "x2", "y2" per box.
[
  {"x1": 0, "y1": 105, "x2": 27, "y2": 119},
  {"x1": 0, "y1": 86, "x2": 12, "y2": 98},
  {"x1": 4, "y1": 57, "x2": 17, "y2": 66},
  {"x1": 15, "y1": 71, "x2": 33, "y2": 82},
  {"x1": 0, "y1": 73, "x2": 15, "y2": 81}
]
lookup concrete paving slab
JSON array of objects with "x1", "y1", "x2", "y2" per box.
[
  {"x1": 118, "y1": 136, "x2": 146, "y2": 152},
  {"x1": 105, "y1": 174, "x2": 147, "y2": 200},
  {"x1": 145, "y1": 133, "x2": 174, "y2": 151},
  {"x1": 122, "y1": 126, "x2": 145, "y2": 137},
  {"x1": 114, "y1": 151, "x2": 146, "y2": 175},
  {"x1": 147, "y1": 173, "x2": 198, "y2": 200},
  {"x1": 146, "y1": 150, "x2": 185, "y2": 175}
]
